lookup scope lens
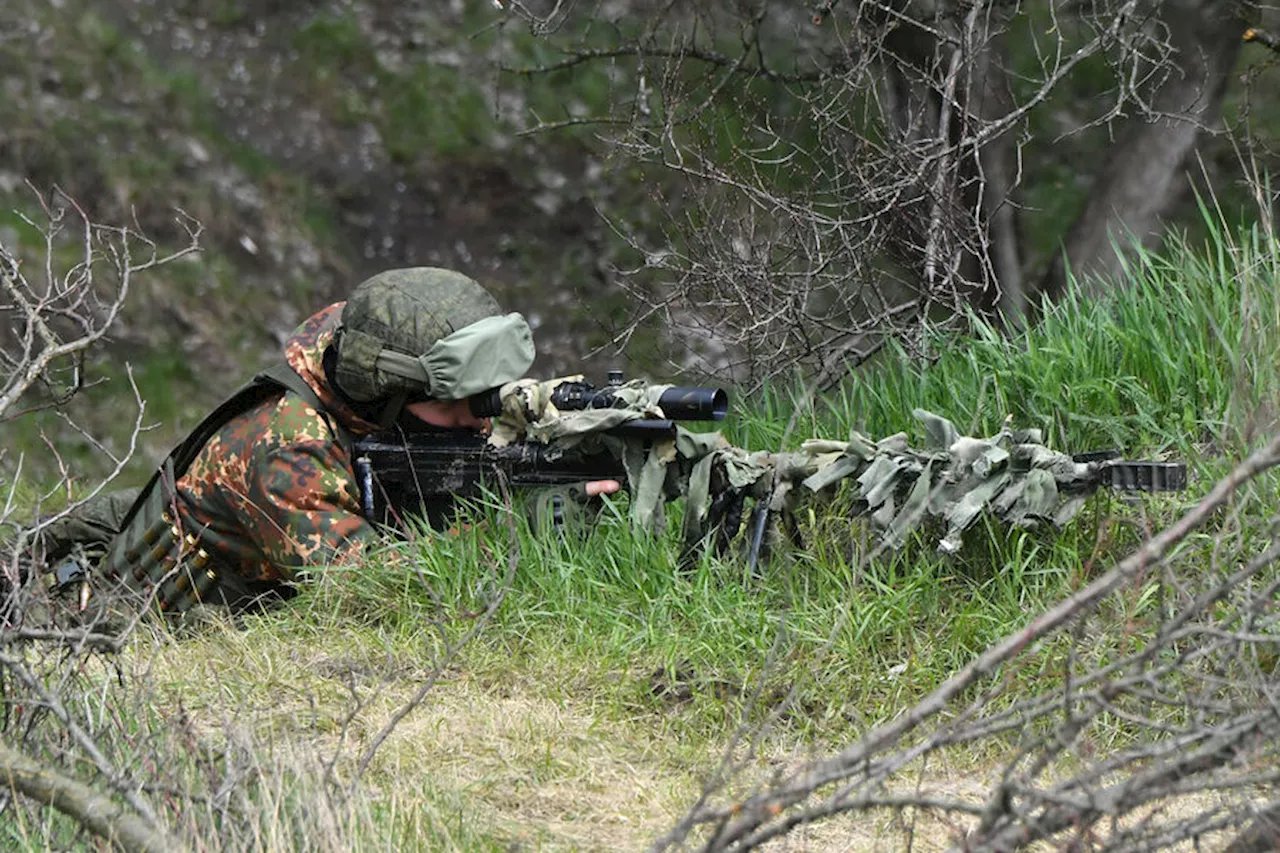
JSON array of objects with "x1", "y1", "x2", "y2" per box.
[{"x1": 656, "y1": 387, "x2": 730, "y2": 421}]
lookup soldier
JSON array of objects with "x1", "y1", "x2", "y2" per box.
[{"x1": 38, "y1": 267, "x2": 617, "y2": 617}]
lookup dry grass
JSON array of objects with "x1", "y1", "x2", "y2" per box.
[
  {"x1": 142, "y1": 622, "x2": 692, "y2": 850},
  {"x1": 137, "y1": 620, "x2": 1016, "y2": 851}
]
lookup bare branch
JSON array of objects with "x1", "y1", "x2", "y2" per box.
[
  {"x1": 0, "y1": 740, "x2": 179, "y2": 853},
  {"x1": 650, "y1": 429, "x2": 1280, "y2": 851},
  {"x1": 503, "y1": 0, "x2": 1245, "y2": 381},
  {"x1": 347, "y1": 473, "x2": 523, "y2": 788}
]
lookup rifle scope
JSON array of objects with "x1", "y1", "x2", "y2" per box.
[{"x1": 469, "y1": 377, "x2": 728, "y2": 422}]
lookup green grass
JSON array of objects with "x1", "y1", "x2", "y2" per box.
[
  {"x1": 3, "y1": 1, "x2": 1279, "y2": 842},
  {"x1": 743, "y1": 210, "x2": 1280, "y2": 462},
  {"x1": 8, "y1": 193, "x2": 1280, "y2": 849},
  {"x1": 265, "y1": 208, "x2": 1280, "y2": 746},
  {"x1": 219, "y1": 206, "x2": 1280, "y2": 759}
]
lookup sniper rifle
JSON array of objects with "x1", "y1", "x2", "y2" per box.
[{"x1": 352, "y1": 373, "x2": 1187, "y2": 566}]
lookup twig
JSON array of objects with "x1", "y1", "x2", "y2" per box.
[
  {"x1": 347, "y1": 471, "x2": 521, "y2": 789},
  {"x1": 1243, "y1": 28, "x2": 1279, "y2": 53},
  {"x1": 656, "y1": 430, "x2": 1280, "y2": 850},
  {"x1": 0, "y1": 741, "x2": 180, "y2": 853},
  {"x1": 1, "y1": 628, "x2": 123, "y2": 653}
]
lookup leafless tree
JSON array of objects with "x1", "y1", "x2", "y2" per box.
[
  {"x1": 496, "y1": 0, "x2": 1263, "y2": 386},
  {"x1": 0, "y1": 188, "x2": 200, "y2": 850}
]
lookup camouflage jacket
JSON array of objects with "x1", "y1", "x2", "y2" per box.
[{"x1": 174, "y1": 303, "x2": 380, "y2": 587}]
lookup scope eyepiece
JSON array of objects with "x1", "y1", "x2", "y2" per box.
[{"x1": 468, "y1": 388, "x2": 504, "y2": 419}]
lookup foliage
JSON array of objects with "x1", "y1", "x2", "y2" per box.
[
  {"x1": 9, "y1": 207, "x2": 1279, "y2": 848},
  {"x1": 3, "y1": 0, "x2": 1280, "y2": 838}
]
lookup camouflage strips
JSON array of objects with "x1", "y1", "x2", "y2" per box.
[
  {"x1": 489, "y1": 375, "x2": 676, "y2": 446},
  {"x1": 492, "y1": 388, "x2": 1115, "y2": 557}
]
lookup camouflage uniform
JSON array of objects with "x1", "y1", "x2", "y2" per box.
[
  {"x1": 33, "y1": 267, "x2": 535, "y2": 617},
  {"x1": 173, "y1": 303, "x2": 378, "y2": 596}
]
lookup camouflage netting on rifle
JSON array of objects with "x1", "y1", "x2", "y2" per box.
[
  {"x1": 488, "y1": 375, "x2": 676, "y2": 444},
  {"x1": 490, "y1": 377, "x2": 1112, "y2": 555},
  {"x1": 699, "y1": 410, "x2": 1103, "y2": 555}
]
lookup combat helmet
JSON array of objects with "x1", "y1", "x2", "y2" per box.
[{"x1": 333, "y1": 267, "x2": 535, "y2": 425}]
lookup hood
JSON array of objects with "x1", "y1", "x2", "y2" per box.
[{"x1": 283, "y1": 302, "x2": 382, "y2": 436}]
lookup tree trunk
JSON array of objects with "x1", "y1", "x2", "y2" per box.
[
  {"x1": 1042, "y1": 0, "x2": 1246, "y2": 299},
  {"x1": 881, "y1": 17, "x2": 1020, "y2": 318},
  {"x1": 963, "y1": 32, "x2": 1025, "y2": 322}
]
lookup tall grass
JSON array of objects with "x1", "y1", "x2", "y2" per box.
[
  {"x1": 277, "y1": 213, "x2": 1280, "y2": 734},
  {"x1": 740, "y1": 211, "x2": 1280, "y2": 460},
  {"x1": 9, "y1": 213, "x2": 1280, "y2": 850},
  {"x1": 179, "y1": 217, "x2": 1280, "y2": 843}
]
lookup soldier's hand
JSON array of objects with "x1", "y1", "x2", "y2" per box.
[
  {"x1": 584, "y1": 480, "x2": 622, "y2": 498},
  {"x1": 530, "y1": 479, "x2": 621, "y2": 536}
]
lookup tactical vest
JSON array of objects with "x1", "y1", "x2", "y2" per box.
[{"x1": 98, "y1": 363, "x2": 353, "y2": 614}]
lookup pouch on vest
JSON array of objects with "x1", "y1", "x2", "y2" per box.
[
  {"x1": 94, "y1": 460, "x2": 220, "y2": 614},
  {"x1": 35, "y1": 487, "x2": 142, "y2": 569}
]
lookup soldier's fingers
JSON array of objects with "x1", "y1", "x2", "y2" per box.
[{"x1": 584, "y1": 480, "x2": 622, "y2": 498}]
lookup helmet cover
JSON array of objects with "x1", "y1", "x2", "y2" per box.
[{"x1": 334, "y1": 267, "x2": 534, "y2": 403}]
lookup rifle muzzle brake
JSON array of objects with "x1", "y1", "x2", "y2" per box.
[
  {"x1": 1099, "y1": 461, "x2": 1187, "y2": 492},
  {"x1": 1072, "y1": 450, "x2": 1188, "y2": 492}
]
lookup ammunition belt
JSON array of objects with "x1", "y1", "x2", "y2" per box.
[{"x1": 117, "y1": 511, "x2": 222, "y2": 613}]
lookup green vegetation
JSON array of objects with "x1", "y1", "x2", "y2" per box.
[
  {"x1": 276, "y1": 212, "x2": 1280, "y2": 736},
  {"x1": 10, "y1": 213, "x2": 1275, "y2": 849},
  {"x1": 238, "y1": 215, "x2": 1279, "y2": 838},
  {"x1": 762, "y1": 208, "x2": 1280, "y2": 459},
  {"x1": 3, "y1": 0, "x2": 1280, "y2": 843}
]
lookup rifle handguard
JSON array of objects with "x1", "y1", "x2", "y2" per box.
[
  {"x1": 1097, "y1": 461, "x2": 1187, "y2": 492},
  {"x1": 1072, "y1": 450, "x2": 1187, "y2": 492}
]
